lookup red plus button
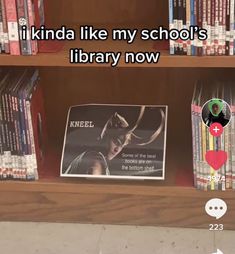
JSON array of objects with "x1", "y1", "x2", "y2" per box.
[{"x1": 209, "y1": 123, "x2": 224, "y2": 137}]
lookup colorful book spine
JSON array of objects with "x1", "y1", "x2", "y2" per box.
[
  {"x1": 190, "y1": 0, "x2": 195, "y2": 55},
  {"x1": 202, "y1": 0, "x2": 207, "y2": 55},
  {"x1": 4, "y1": 0, "x2": 20, "y2": 55},
  {"x1": 186, "y1": 0, "x2": 191, "y2": 55},
  {"x1": 229, "y1": 0, "x2": 234, "y2": 54}
]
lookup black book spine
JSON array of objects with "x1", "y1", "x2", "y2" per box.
[{"x1": 178, "y1": 0, "x2": 184, "y2": 54}]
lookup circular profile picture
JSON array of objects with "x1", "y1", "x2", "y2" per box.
[{"x1": 202, "y1": 98, "x2": 232, "y2": 128}]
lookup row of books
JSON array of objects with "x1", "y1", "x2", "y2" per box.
[
  {"x1": 191, "y1": 81, "x2": 235, "y2": 191},
  {"x1": 0, "y1": 0, "x2": 44, "y2": 55},
  {"x1": 169, "y1": 0, "x2": 235, "y2": 56},
  {"x1": 0, "y1": 68, "x2": 46, "y2": 180}
]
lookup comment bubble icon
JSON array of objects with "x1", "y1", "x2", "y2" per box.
[{"x1": 205, "y1": 199, "x2": 227, "y2": 220}]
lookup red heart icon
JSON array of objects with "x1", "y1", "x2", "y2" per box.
[{"x1": 205, "y1": 151, "x2": 228, "y2": 171}]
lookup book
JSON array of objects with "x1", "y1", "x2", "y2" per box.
[
  {"x1": 0, "y1": 69, "x2": 46, "y2": 180},
  {"x1": 61, "y1": 104, "x2": 168, "y2": 180},
  {"x1": 168, "y1": 0, "x2": 235, "y2": 55},
  {"x1": 16, "y1": 0, "x2": 32, "y2": 55},
  {"x1": 192, "y1": 81, "x2": 234, "y2": 191},
  {"x1": 4, "y1": 0, "x2": 21, "y2": 55}
]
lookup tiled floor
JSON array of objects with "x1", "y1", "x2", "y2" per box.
[{"x1": 0, "y1": 222, "x2": 234, "y2": 254}]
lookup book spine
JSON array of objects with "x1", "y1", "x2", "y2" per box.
[
  {"x1": 222, "y1": 0, "x2": 227, "y2": 55},
  {"x1": 218, "y1": 0, "x2": 223, "y2": 55},
  {"x1": 201, "y1": 119, "x2": 207, "y2": 191},
  {"x1": 197, "y1": 0, "x2": 203, "y2": 55},
  {"x1": 16, "y1": 0, "x2": 32, "y2": 55},
  {"x1": 225, "y1": 123, "x2": 231, "y2": 189},
  {"x1": 194, "y1": 0, "x2": 199, "y2": 55},
  {"x1": 183, "y1": 0, "x2": 187, "y2": 54},
  {"x1": 1, "y1": 0, "x2": 9, "y2": 53},
  {"x1": 0, "y1": 0, "x2": 3, "y2": 53},
  {"x1": 0, "y1": 89, "x2": 4, "y2": 178},
  {"x1": 195, "y1": 106, "x2": 201, "y2": 189},
  {"x1": 226, "y1": 0, "x2": 231, "y2": 55},
  {"x1": 178, "y1": 0, "x2": 184, "y2": 54},
  {"x1": 27, "y1": 0, "x2": 38, "y2": 55},
  {"x1": 4, "y1": 0, "x2": 21, "y2": 55},
  {"x1": 202, "y1": 0, "x2": 208, "y2": 55},
  {"x1": 186, "y1": 0, "x2": 191, "y2": 55},
  {"x1": 234, "y1": 0, "x2": 235, "y2": 54},
  {"x1": 173, "y1": 0, "x2": 179, "y2": 54},
  {"x1": 169, "y1": 0, "x2": 175, "y2": 54},
  {"x1": 209, "y1": 132, "x2": 215, "y2": 190},
  {"x1": 214, "y1": 0, "x2": 220, "y2": 54},
  {"x1": 23, "y1": 96, "x2": 31, "y2": 179},
  {"x1": 26, "y1": 100, "x2": 37, "y2": 180},
  {"x1": 211, "y1": 0, "x2": 216, "y2": 54},
  {"x1": 191, "y1": 104, "x2": 197, "y2": 187},
  {"x1": 207, "y1": 0, "x2": 212, "y2": 55},
  {"x1": 2, "y1": 91, "x2": 13, "y2": 177},
  {"x1": 229, "y1": 0, "x2": 234, "y2": 56},
  {"x1": 231, "y1": 106, "x2": 235, "y2": 190},
  {"x1": 13, "y1": 93, "x2": 26, "y2": 179},
  {"x1": 18, "y1": 91, "x2": 28, "y2": 177},
  {"x1": 191, "y1": 0, "x2": 195, "y2": 55},
  {"x1": 7, "y1": 92, "x2": 18, "y2": 177}
]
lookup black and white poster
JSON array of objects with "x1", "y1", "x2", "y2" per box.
[{"x1": 60, "y1": 104, "x2": 168, "y2": 180}]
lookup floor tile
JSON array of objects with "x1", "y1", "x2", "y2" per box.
[
  {"x1": 214, "y1": 230, "x2": 235, "y2": 254},
  {"x1": 99, "y1": 225, "x2": 215, "y2": 254}
]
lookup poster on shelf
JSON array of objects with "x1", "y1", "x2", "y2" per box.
[{"x1": 60, "y1": 104, "x2": 168, "y2": 180}]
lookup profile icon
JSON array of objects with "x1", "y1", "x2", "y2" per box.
[{"x1": 202, "y1": 99, "x2": 231, "y2": 127}]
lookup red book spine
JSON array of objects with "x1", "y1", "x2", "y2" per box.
[
  {"x1": 1, "y1": 0, "x2": 9, "y2": 53},
  {"x1": 27, "y1": 0, "x2": 38, "y2": 55},
  {"x1": 197, "y1": 0, "x2": 203, "y2": 56},
  {"x1": 4, "y1": 0, "x2": 20, "y2": 55}
]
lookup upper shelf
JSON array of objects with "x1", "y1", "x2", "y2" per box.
[{"x1": 1, "y1": 39, "x2": 235, "y2": 68}]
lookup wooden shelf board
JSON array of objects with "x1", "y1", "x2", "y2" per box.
[
  {"x1": 1, "y1": 39, "x2": 235, "y2": 67},
  {"x1": 0, "y1": 178, "x2": 234, "y2": 229}
]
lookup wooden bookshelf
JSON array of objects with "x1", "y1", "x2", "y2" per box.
[
  {"x1": 1, "y1": 40, "x2": 235, "y2": 68},
  {"x1": 0, "y1": 0, "x2": 235, "y2": 230}
]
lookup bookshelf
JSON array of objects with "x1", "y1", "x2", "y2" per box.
[{"x1": 0, "y1": 0, "x2": 235, "y2": 229}]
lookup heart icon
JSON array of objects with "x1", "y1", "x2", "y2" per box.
[{"x1": 205, "y1": 151, "x2": 228, "y2": 171}]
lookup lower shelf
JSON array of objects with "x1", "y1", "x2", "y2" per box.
[
  {"x1": 0, "y1": 179, "x2": 234, "y2": 230},
  {"x1": 0, "y1": 147, "x2": 234, "y2": 229}
]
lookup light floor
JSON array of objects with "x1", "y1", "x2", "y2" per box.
[{"x1": 0, "y1": 222, "x2": 234, "y2": 254}]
